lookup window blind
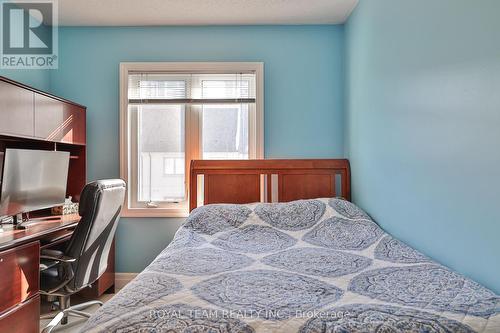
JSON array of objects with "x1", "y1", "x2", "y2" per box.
[{"x1": 128, "y1": 72, "x2": 256, "y2": 105}]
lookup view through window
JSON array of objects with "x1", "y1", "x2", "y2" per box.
[{"x1": 121, "y1": 63, "x2": 263, "y2": 216}]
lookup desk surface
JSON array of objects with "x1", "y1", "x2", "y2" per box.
[{"x1": 0, "y1": 214, "x2": 80, "y2": 251}]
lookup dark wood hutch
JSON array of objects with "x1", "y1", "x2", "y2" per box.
[{"x1": 0, "y1": 76, "x2": 114, "y2": 332}]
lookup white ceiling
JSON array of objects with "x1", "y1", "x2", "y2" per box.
[{"x1": 56, "y1": 0, "x2": 358, "y2": 26}]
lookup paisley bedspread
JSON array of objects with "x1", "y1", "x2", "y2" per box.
[{"x1": 82, "y1": 198, "x2": 500, "y2": 333}]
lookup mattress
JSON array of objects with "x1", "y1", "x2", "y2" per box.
[{"x1": 82, "y1": 198, "x2": 500, "y2": 332}]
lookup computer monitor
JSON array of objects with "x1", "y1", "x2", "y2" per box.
[{"x1": 0, "y1": 149, "x2": 70, "y2": 218}]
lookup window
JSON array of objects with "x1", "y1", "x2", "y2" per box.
[{"x1": 120, "y1": 63, "x2": 264, "y2": 217}]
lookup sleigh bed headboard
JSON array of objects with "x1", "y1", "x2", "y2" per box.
[{"x1": 189, "y1": 159, "x2": 351, "y2": 211}]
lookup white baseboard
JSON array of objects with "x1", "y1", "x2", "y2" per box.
[{"x1": 115, "y1": 273, "x2": 138, "y2": 291}]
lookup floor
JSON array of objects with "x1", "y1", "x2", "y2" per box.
[{"x1": 39, "y1": 293, "x2": 114, "y2": 333}]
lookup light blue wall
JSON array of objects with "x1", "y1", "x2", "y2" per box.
[
  {"x1": 345, "y1": 0, "x2": 500, "y2": 293},
  {"x1": 46, "y1": 25, "x2": 345, "y2": 272}
]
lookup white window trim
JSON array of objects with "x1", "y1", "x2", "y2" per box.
[{"x1": 120, "y1": 62, "x2": 264, "y2": 218}]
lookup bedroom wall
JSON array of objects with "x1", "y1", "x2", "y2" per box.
[
  {"x1": 345, "y1": 0, "x2": 500, "y2": 293},
  {"x1": 46, "y1": 25, "x2": 345, "y2": 272}
]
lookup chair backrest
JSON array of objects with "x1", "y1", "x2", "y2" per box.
[{"x1": 65, "y1": 179, "x2": 125, "y2": 291}]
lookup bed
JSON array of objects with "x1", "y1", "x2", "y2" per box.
[{"x1": 82, "y1": 159, "x2": 500, "y2": 333}]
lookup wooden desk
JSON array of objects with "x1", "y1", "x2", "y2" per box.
[
  {"x1": 0, "y1": 76, "x2": 93, "y2": 332},
  {"x1": 0, "y1": 214, "x2": 79, "y2": 333},
  {"x1": 0, "y1": 214, "x2": 115, "y2": 333},
  {"x1": 0, "y1": 214, "x2": 80, "y2": 251}
]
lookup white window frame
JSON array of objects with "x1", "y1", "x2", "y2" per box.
[{"x1": 120, "y1": 62, "x2": 264, "y2": 217}]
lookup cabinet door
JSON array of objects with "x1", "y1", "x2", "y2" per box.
[
  {"x1": 61, "y1": 103, "x2": 86, "y2": 145},
  {"x1": 0, "y1": 295, "x2": 39, "y2": 333},
  {"x1": 34, "y1": 93, "x2": 64, "y2": 141},
  {"x1": 0, "y1": 80, "x2": 34, "y2": 137},
  {"x1": 0, "y1": 242, "x2": 39, "y2": 314},
  {"x1": 35, "y1": 93, "x2": 86, "y2": 144}
]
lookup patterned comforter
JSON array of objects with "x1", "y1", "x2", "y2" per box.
[{"x1": 82, "y1": 198, "x2": 500, "y2": 332}]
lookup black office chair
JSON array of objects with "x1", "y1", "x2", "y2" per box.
[{"x1": 40, "y1": 179, "x2": 126, "y2": 333}]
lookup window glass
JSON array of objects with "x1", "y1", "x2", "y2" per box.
[
  {"x1": 122, "y1": 65, "x2": 261, "y2": 216},
  {"x1": 202, "y1": 104, "x2": 249, "y2": 160},
  {"x1": 137, "y1": 104, "x2": 185, "y2": 202}
]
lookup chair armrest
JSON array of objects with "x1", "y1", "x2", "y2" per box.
[
  {"x1": 40, "y1": 249, "x2": 76, "y2": 263},
  {"x1": 40, "y1": 255, "x2": 75, "y2": 263},
  {"x1": 40, "y1": 258, "x2": 60, "y2": 271}
]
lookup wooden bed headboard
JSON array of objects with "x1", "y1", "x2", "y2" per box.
[{"x1": 189, "y1": 159, "x2": 351, "y2": 211}]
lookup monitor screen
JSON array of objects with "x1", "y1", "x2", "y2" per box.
[{"x1": 0, "y1": 149, "x2": 70, "y2": 217}]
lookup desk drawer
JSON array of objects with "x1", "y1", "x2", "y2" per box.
[
  {"x1": 0, "y1": 242, "x2": 40, "y2": 314},
  {"x1": 0, "y1": 295, "x2": 40, "y2": 333}
]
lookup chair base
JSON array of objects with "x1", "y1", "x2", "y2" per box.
[{"x1": 41, "y1": 300, "x2": 103, "y2": 333}]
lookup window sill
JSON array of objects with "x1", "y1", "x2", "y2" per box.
[{"x1": 121, "y1": 207, "x2": 189, "y2": 218}]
